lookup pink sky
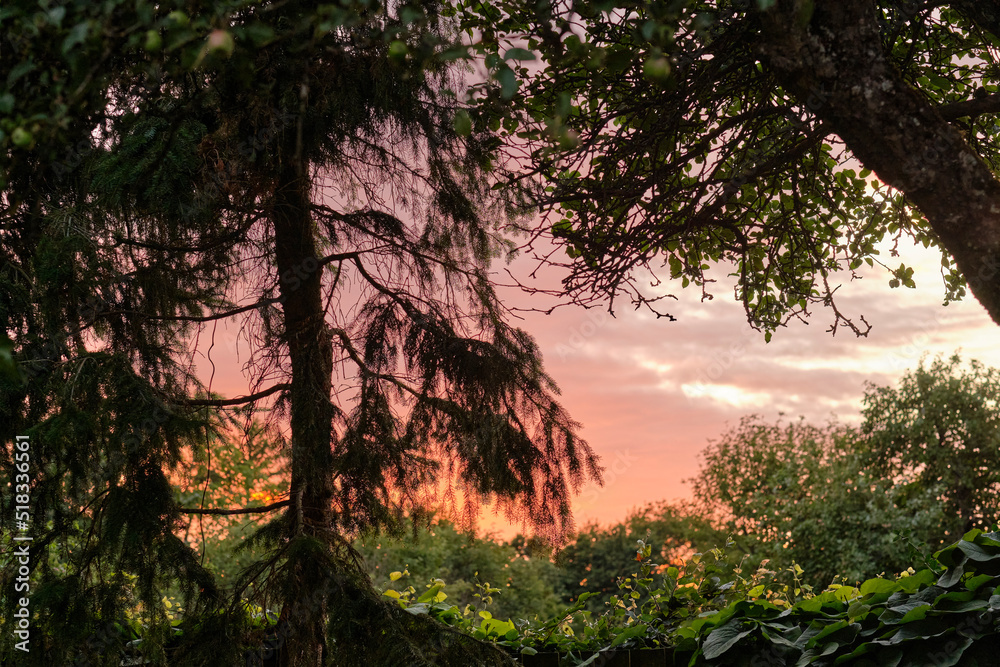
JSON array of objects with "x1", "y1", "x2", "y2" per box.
[
  {"x1": 490, "y1": 236, "x2": 1000, "y2": 533},
  {"x1": 194, "y1": 233, "x2": 1000, "y2": 537}
]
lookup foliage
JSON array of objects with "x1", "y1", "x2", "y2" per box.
[
  {"x1": 509, "y1": 538, "x2": 814, "y2": 659},
  {"x1": 554, "y1": 501, "x2": 730, "y2": 611},
  {"x1": 355, "y1": 500, "x2": 731, "y2": 623},
  {"x1": 1, "y1": 0, "x2": 601, "y2": 663},
  {"x1": 861, "y1": 354, "x2": 1000, "y2": 540},
  {"x1": 392, "y1": 530, "x2": 1000, "y2": 666},
  {"x1": 19, "y1": 525, "x2": 1000, "y2": 666},
  {"x1": 457, "y1": 0, "x2": 1000, "y2": 332},
  {"x1": 688, "y1": 355, "x2": 1000, "y2": 590},
  {"x1": 356, "y1": 517, "x2": 566, "y2": 622},
  {"x1": 172, "y1": 419, "x2": 289, "y2": 582},
  {"x1": 690, "y1": 414, "x2": 946, "y2": 589},
  {"x1": 653, "y1": 529, "x2": 1000, "y2": 667}
]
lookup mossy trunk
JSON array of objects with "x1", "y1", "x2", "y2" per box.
[{"x1": 271, "y1": 154, "x2": 336, "y2": 666}]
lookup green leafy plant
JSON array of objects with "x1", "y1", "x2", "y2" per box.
[{"x1": 366, "y1": 529, "x2": 1000, "y2": 665}]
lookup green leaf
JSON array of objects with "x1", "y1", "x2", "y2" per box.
[
  {"x1": 668, "y1": 254, "x2": 683, "y2": 277},
  {"x1": 0, "y1": 92, "x2": 15, "y2": 114},
  {"x1": 244, "y1": 23, "x2": 275, "y2": 46},
  {"x1": 6, "y1": 60, "x2": 36, "y2": 87},
  {"x1": 832, "y1": 586, "x2": 859, "y2": 602},
  {"x1": 896, "y1": 569, "x2": 936, "y2": 594},
  {"x1": 403, "y1": 602, "x2": 430, "y2": 615},
  {"x1": 503, "y1": 47, "x2": 535, "y2": 61},
  {"x1": 847, "y1": 601, "x2": 870, "y2": 618},
  {"x1": 880, "y1": 599, "x2": 930, "y2": 624},
  {"x1": 956, "y1": 539, "x2": 1000, "y2": 562},
  {"x1": 453, "y1": 109, "x2": 472, "y2": 137},
  {"x1": 937, "y1": 563, "x2": 966, "y2": 588},
  {"x1": 860, "y1": 578, "x2": 898, "y2": 596},
  {"x1": 702, "y1": 618, "x2": 753, "y2": 659},
  {"x1": 964, "y1": 573, "x2": 995, "y2": 592},
  {"x1": 482, "y1": 617, "x2": 515, "y2": 636},
  {"x1": 416, "y1": 583, "x2": 444, "y2": 603},
  {"x1": 496, "y1": 66, "x2": 518, "y2": 98},
  {"x1": 62, "y1": 20, "x2": 91, "y2": 55},
  {"x1": 609, "y1": 622, "x2": 648, "y2": 647},
  {"x1": 926, "y1": 73, "x2": 952, "y2": 90}
]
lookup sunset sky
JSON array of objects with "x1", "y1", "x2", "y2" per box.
[
  {"x1": 491, "y1": 234, "x2": 1000, "y2": 533},
  {"x1": 197, "y1": 230, "x2": 1000, "y2": 538}
]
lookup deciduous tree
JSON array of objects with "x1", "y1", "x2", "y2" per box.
[
  {"x1": 860, "y1": 354, "x2": 1000, "y2": 538},
  {"x1": 690, "y1": 415, "x2": 940, "y2": 587},
  {"x1": 462, "y1": 0, "x2": 1000, "y2": 334},
  {"x1": 690, "y1": 356, "x2": 1000, "y2": 589}
]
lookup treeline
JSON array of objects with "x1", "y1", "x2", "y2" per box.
[{"x1": 356, "y1": 354, "x2": 1000, "y2": 620}]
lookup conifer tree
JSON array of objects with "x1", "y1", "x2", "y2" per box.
[{"x1": 0, "y1": 1, "x2": 600, "y2": 664}]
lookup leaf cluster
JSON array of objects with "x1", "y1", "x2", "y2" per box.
[{"x1": 456, "y1": 0, "x2": 1000, "y2": 335}]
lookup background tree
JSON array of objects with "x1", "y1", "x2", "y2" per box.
[
  {"x1": 689, "y1": 353, "x2": 1000, "y2": 591},
  {"x1": 173, "y1": 418, "x2": 289, "y2": 582},
  {"x1": 860, "y1": 354, "x2": 1000, "y2": 539},
  {"x1": 690, "y1": 415, "x2": 945, "y2": 588},
  {"x1": 0, "y1": 1, "x2": 600, "y2": 664},
  {"x1": 460, "y1": 0, "x2": 1000, "y2": 334},
  {"x1": 355, "y1": 517, "x2": 566, "y2": 622}
]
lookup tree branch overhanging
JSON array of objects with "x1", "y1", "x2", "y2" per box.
[
  {"x1": 759, "y1": 0, "x2": 1000, "y2": 325},
  {"x1": 182, "y1": 383, "x2": 290, "y2": 407},
  {"x1": 938, "y1": 92, "x2": 1000, "y2": 121},
  {"x1": 181, "y1": 499, "x2": 291, "y2": 515}
]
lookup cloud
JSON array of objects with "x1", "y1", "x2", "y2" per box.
[{"x1": 498, "y1": 236, "x2": 1000, "y2": 531}]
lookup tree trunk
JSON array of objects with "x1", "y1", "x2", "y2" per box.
[
  {"x1": 759, "y1": 0, "x2": 1000, "y2": 325},
  {"x1": 271, "y1": 153, "x2": 336, "y2": 666}
]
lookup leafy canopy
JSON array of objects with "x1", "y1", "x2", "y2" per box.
[
  {"x1": 691, "y1": 354, "x2": 1000, "y2": 588},
  {"x1": 458, "y1": 0, "x2": 1000, "y2": 335}
]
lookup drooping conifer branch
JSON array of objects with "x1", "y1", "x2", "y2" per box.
[
  {"x1": 182, "y1": 384, "x2": 290, "y2": 407},
  {"x1": 181, "y1": 499, "x2": 291, "y2": 515}
]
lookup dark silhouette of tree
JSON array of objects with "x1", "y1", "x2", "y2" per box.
[
  {"x1": 461, "y1": 0, "x2": 1000, "y2": 335},
  {"x1": 0, "y1": 1, "x2": 599, "y2": 664}
]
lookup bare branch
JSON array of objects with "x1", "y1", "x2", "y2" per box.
[
  {"x1": 939, "y1": 92, "x2": 1000, "y2": 121},
  {"x1": 148, "y1": 296, "x2": 282, "y2": 323}
]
